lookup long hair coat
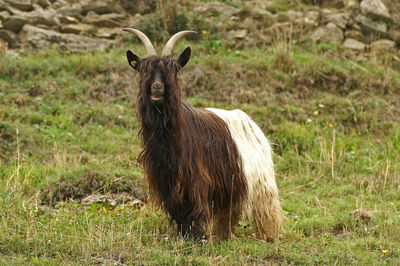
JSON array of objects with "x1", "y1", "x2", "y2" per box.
[{"x1": 125, "y1": 28, "x2": 284, "y2": 241}]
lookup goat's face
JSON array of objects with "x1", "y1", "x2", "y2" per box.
[{"x1": 126, "y1": 48, "x2": 191, "y2": 106}]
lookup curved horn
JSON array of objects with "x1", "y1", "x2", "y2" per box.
[
  {"x1": 162, "y1": 30, "x2": 197, "y2": 56},
  {"x1": 123, "y1": 28, "x2": 157, "y2": 56}
]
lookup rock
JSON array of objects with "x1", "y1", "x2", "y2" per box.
[
  {"x1": 82, "y1": 11, "x2": 124, "y2": 27},
  {"x1": 0, "y1": 29, "x2": 19, "y2": 48},
  {"x1": 58, "y1": 15, "x2": 79, "y2": 24},
  {"x1": 60, "y1": 23, "x2": 92, "y2": 34},
  {"x1": 31, "y1": 3, "x2": 42, "y2": 10},
  {"x1": 227, "y1": 29, "x2": 247, "y2": 39},
  {"x1": 274, "y1": 10, "x2": 318, "y2": 26},
  {"x1": 276, "y1": 10, "x2": 300, "y2": 23},
  {"x1": 21, "y1": 24, "x2": 113, "y2": 52},
  {"x1": 343, "y1": 38, "x2": 366, "y2": 50},
  {"x1": 57, "y1": 5, "x2": 82, "y2": 19},
  {"x1": 370, "y1": 39, "x2": 396, "y2": 51},
  {"x1": 97, "y1": 12, "x2": 125, "y2": 21},
  {"x1": 26, "y1": 8, "x2": 58, "y2": 26},
  {"x1": 360, "y1": 0, "x2": 390, "y2": 20},
  {"x1": 4, "y1": 49, "x2": 20, "y2": 58},
  {"x1": 195, "y1": 2, "x2": 240, "y2": 16},
  {"x1": 303, "y1": 11, "x2": 319, "y2": 25},
  {"x1": 95, "y1": 27, "x2": 121, "y2": 39},
  {"x1": 36, "y1": 0, "x2": 50, "y2": 8},
  {"x1": 0, "y1": 10, "x2": 11, "y2": 21},
  {"x1": 81, "y1": 1, "x2": 116, "y2": 15},
  {"x1": 50, "y1": 0, "x2": 68, "y2": 9},
  {"x1": 5, "y1": 0, "x2": 33, "y2": 11},
  {"x1": 120, "y1": 0, "x2": 156, "y2": 15},
  {"x1": 2, "y1": 4, "x2": 25, "y2": 15},
  {"x1": 349, "y1": 22, "x2": 361, "y2": 31},
  {"x1": 276, "y1": 10, "x2": 319, "y2": 26},
  {"x1": 344, "y1": 30, "x2": 364, "y2": 42},
  {"x1": 345, "y1": 30, "x2": 364, "y2": 42},
  {"x1": 125, "y1": 13, "x2": 142, "y2": 28},
  {"x1": 343, "y1": 0, "x2": 357, "y2": 7},
  {"x1": 356, "y1": 15, "x2": 387, "y2": 35},
  {"x1": 0, "y1": 20, "x2": 2, "y2": 28},
  {"x1": 250, "y1": 9, "x2": 274, "y2": 21},
  {"x1": 388, "y1": 30, "x2": 400, "y2": 45},
  {"x1": 3, "y1": 15, "x2": 28, "y2": 32},
  {"x1": 322, "y1": 10, "x2": 351, "y2": 29},
  {"x1": 310, "y1": 22, "x2": 344, "y2": 43},
  {"x1": 286, "y1": 10, "x2": 303, "y2": 21}
]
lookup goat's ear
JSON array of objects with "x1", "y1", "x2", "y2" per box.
[
  {"x1": 177, "y1": 47, "x2": 191, "y2": 68},
  {"x1": 126, "y1": 50, "x2": 141, "y2": 70}
]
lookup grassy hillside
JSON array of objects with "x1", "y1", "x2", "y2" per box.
[{"x1": 1, "y1": 34, "x2": 400, "y2": 264}]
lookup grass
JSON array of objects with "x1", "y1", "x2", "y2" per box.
[{"x1": 0, "y1": 36, "x2": 400, "y2": 264}]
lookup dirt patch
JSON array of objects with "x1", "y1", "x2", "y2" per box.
[
  {"x1": 91, "y1": 253, "x2": 126, "y2": 266},
  {"x1": 333, "y1": 222, "x2": 349, "y2": 235},
  {"x1": 81, "y1": 193, "x2": 144, "y2": 207},
  {"x1": 350, "y1": 209, "x2": 372, "y2": 225},
  {"x1": 41, "y1": 169, "x2": 147, "y2": 206}
]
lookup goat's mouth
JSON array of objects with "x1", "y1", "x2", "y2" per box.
[{"x1": 150, "y1": 94, "x2": 164, "y2": 103}]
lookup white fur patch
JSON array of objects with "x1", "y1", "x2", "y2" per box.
[{"x1": 207, "y1": 108, "x2": 284, "y2": 240}]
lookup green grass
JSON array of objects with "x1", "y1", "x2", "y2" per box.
[{"x1": 0, "y1": 39, "x2": 399, "y2": 264}]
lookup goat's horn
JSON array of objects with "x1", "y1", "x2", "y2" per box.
[
  {"x1": 123, "y1": 28, "x2": 157, "y2": 56},
  {"x1": 162, "y1": 30, "x2": 197, "y2": 56}
]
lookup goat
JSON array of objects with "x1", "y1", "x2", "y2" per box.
[{"x1": 123, "y1": 28, "x2": 284, "y2": 241}]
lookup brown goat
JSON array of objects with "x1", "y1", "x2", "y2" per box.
[{"x1": 124, "y1": 28, "x2": 284, "y2": 241}]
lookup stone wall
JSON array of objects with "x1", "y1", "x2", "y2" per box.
[
  {"x1": 309, "y1": 0, "x2": 398, "y2": 53},
  {"x1": 0, "y1": 0, "x2": 138, "y2": 52},
  {"x1": 0, "y1": 0, "x2": 398, "y2": 54}
]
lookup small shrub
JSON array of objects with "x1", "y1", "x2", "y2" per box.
[{"x1": 273, "y1": 41, "x2": 295, "y2": 72}]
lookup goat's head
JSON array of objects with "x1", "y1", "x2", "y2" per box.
[{"x1": 124, "y1": 28, "x2": 196, "y2": 106}]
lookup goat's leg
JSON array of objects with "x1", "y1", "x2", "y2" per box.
[
  {"x1": 177, "y1": 213, "x2": 207, "y2": 241},
  {"x1": 211, "y1": 206, "x2": 241, "y2": 242}
]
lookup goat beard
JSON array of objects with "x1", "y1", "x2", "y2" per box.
[
  {"x1": 138, "y1": 93, "x2": 181, "y2": 128},
  {"x1": 137, "y1": 83, "x2": 184, "y2": 164}
]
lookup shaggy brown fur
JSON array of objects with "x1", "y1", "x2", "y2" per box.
[{"x1": 135, "y1": 56, "x2": 248, "y2": 240}]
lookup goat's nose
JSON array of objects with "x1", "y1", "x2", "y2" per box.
[{"x1": 151, "y1": 82, "x2": 164, "y2": 90}]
